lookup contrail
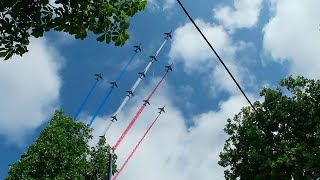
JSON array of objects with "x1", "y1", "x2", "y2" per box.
[
  {"x1": 113, "y1": 113, "x2": 162, "y2": 180},
  {"x1": 88, "y1": 52, "x2": 138, "y2": 127},
  {"x1": 113, "y1": 70, "x2": 169, "y2": 151},
  {"x1": 73, "y1": 78, "x2": 99, "y2": 120},
  {"x1": 100, "y1": 34, "x2": 171, "y2": 136}
]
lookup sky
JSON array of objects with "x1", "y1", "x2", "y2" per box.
[{"x1": 1, "y1": 0, "x2": 320, "y2": 179}]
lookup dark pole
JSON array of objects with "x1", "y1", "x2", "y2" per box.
[
  {"x1": 107, "y1": 153, "x2": 113, "y2": 180},
  {"x1": 103, "y1": 153, "x2": 113, "y2": 180}
]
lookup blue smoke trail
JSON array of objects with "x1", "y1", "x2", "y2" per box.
[
  {"x1": 88, "y1": 88, "x2": 114, "y2": 127},
  {"x1": 116, "y1": 52, "x2": 137, "y2": 81},
  {"x1": 73, "y1": 80, "x2": 98, "y2": 120},
  {"x1": 88, "y1": 52, "x2": 137, "y2": 127}
]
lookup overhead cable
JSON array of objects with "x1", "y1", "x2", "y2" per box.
[{"x1": 176, "y1": 0, "x2": 257, "y2": 112}]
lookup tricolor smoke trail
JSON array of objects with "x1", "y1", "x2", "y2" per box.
[
  {"x1": 100, "y1": 36, "x2": 170, "y2": 136},
  {"x1": 88, "y1": 52, "x2": 138, "y2": 127},
  {"x1": 73, "y1": 80, "x2": 99, "y2": 120},
  {"x1": 113, "y1": 70, "x2": 169, "y2": 151},
  {"x1": 113, "y1": 113, "x2": 162, "y2": 180}
]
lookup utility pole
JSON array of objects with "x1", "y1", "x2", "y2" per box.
[{"x1": 103, "y1": 152, "x2": 113, "y2": 180}]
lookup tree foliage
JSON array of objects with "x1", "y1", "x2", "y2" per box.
[
  {"x1": 0, "y1": 0, "x2": 147, "y2": 60},
  {"x1": 6, "y1": 109, "x2": 117, "y2": 180},
  {"x1": 219, "y1": 76, "x2": 320, "y2": 179}
]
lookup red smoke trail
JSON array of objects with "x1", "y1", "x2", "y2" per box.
[
  {"x1": 113, "y1": 114, "x2": 161, "y2": 180},
  {"x1": 113, "y1": 105, "x2": 145, "y2": 151},
  {"x1": 113, "y1": 71, "x2": 168, "y2": 151},
  {"x1": 145, "y1": 71, "x2": 169, "y2": 101}
]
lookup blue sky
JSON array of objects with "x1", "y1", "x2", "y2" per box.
[{"x1": 1, "y1": 0, "x2": 320, "y2": 179}]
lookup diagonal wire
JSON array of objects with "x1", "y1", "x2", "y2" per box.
[{"x1": 176, "y1": 0, "x2": 257, "y2": 113}]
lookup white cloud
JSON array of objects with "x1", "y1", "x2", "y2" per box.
[
  {"x1": 214, "y1": 0, "x2": 263, "y2": 30},
  {"x1": 90, "y1": 77, "x2": 252, "y2": 180},
  {"x1": 168, "y1": 19, "x2": 254, "y2": 95},
  {"x1": 169, "y1": 19, "x2": 236, "y2": 73},
  {"x1": 263, "y1": 0, "x2": 320, "y2": 78},
  {"x1": 163, "y1": 0, "x2": 175, "y2": 10},
  {"x1": 211, "y1": 63, "x2": 244, "y2": 95},
  {"x1": 0, "y1": 38, "x2": 63, "y2": 144},
  {"x1": 53, "y1": 32, "x2": 75, "y2": 45},
  {"x1": 146, "y1": 0, "x2": 160, "y2": 11},
  {"x1": 147, "y1": 0, "x2": 175, "y2": 11}
]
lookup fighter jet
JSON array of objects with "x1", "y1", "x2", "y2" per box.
[
  {"x1": 143, "y1": 99, "x2": 150, "y2": 106},
  {"x1": 110, "y1": 115, "x2": 118, "y2": 122},
  {"x1": 134, "y1": 43, "x2": 142, "y2": 53},
  {"x1": 138, "y1": 71, "x2": 146, "y2": 78},
  {"x1": 126, "y1": 90, "x2": 134, "y2": 97},
  {"x1": 164, "y1": 30, "x2": 172, "y2": 39},
  {"x1": 165, "y1": 63, "x2": 173, "y2": 72},
  {"x1": 149, "y1": 55, "x2": 157, "y2": 63},
  {"x1": 95, "y1": 73, "x2": 103, "y2": 81},
  {"x1": 158, "y1": 106, "x2": 165, "y2": 114},
  {"x1": 110, "y1": 81, "x2": 118, "y2": 88}
]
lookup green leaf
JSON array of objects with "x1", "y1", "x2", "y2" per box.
[
  {"x1": 115, "y1": 40, "x2": 121, "y2": 46},
  {"x1": 111, "y1": 35, "x2": 118, "y2": 42},
  {"x1": 4, "y1": 51, "x2": 13, "y2": 60},
  {"x1": 122, "y1": 22, "x2": 130, "y2": 29},
  {"x1": 97, "y1": 34, "x2": 106, "y2": 42},
  {"x1": 111, "y1": 31, "x2": 119, "y2": 36},
  {"x1": 0, "y1": 51, "x2": 7, "y2": 58},
  {"x1": 2, "y1": 0, "x2": 147, "y2": 60},
  {"x1": 105, "y1": 34, "x2": 111, "y2": 43},
  {"x1": 219, "y1": 76, "x2": 320, "y2": 179},
  {"x1": 120, "y1": 12, "x2": 127, "y2": 20}
]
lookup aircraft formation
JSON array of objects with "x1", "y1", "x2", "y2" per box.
[
  {"x1": 73, "y1": 30, "x2": 173, "y2": 179},
  {"x1": 96, "y1": 30, "x2": 173, "y2": 135}
]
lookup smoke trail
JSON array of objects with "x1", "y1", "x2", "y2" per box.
[
  {"x1": 88, "y1": 52, "x2": 137, "y2": 127},
  {"x1": 116, "y1": 52, "x2": 137, "y2": 82},
  {"x1": 114, "y1": 105, "x2": 145, "y2": 151},
  {"x1": 73, "y1": 80, "x2": 98, "y2": 120},
  {"x1": 88, "y1": 88, "x2": 114, "y2": 127},
  {"x1": 113, "y1": 114, "x2": 161, "y2": 180},
  {"x1": 101, "y1": 37, "x2": 170, "y2": 137},
  {"x1": 113, "y1": 71, "x2": 168, "y2": 150}
]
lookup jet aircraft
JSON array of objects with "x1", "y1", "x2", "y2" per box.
[
  {"x1": 165, "y1": 63, "x2": 173, "y2": 72},
  {"x1": 138, "y1": 71, "x2": 146, "y2": 78},
  {"x1": 126, "y1": 90, "x2": 134, "y2": 97},
  {"x1": 95, "y1": 73, "x2": 103, "y2": 81},
  {"x1": 158, "y1": 106, "x2": 165, "y2": 114},
  {"x1": 143, "y1": 99, "x2": 150, "y2": 106},
  {"x1": 149, "y1": 55, "x2": 157, "y2": 63},
  {"x1": 134, "y1": 44, "x2": 142, "y2": 53},
  {"x1": 110, "y1": 81, "x2": 118, "y2": 88},
  {"x1": 164, "y1": 30, "x2": 172, "y2": 39},
  {"x1": 110, "y1": 115, "x2": 118, "y2": 122}
]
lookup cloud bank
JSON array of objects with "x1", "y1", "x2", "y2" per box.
[
  {"x1": 90, "y1": 77, "x2": 252, "y2": 179},
  {"x1": 263, "y1": 0, "x2": 320, "y2": 78},
  {"x1": 214, "y1": 0, "x2": 263, "y2": 30},
  {"x1": 0, "y1": 38, "x2": 63, "y2": 144}
]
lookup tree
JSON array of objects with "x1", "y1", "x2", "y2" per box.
[
  {"x1": 0, "y1": 0, "x2": 147, "y2": 60},
  {"x1": 219, "y1": 76, "x2": 320, "y2": 179},
  {"x1": 6, "y1": 109, "x2": 117, "y2": 180}
]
